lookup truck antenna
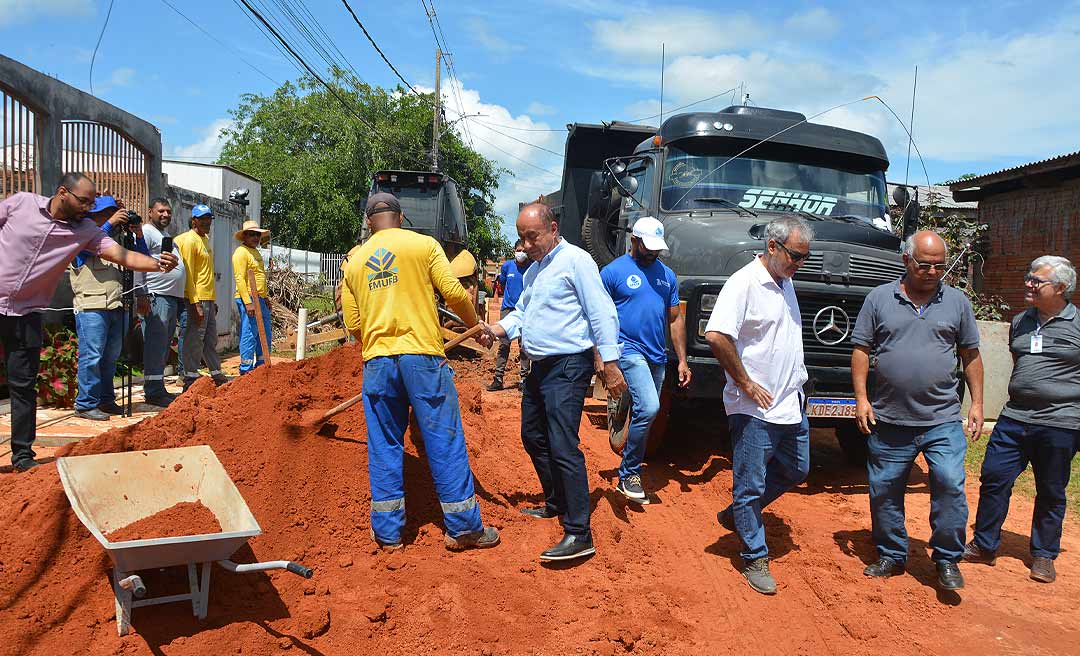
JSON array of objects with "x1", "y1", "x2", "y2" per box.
[
  {"x1": 658, "y1": 43, "x2": 665, "y2": 127},
  {"x1": 904, "y1": 65, "x2": 918, "y2": 187}
]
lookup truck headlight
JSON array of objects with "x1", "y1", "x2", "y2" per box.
[{"x1": 700, "y1": 293, "x2": 718, "y2": 313}]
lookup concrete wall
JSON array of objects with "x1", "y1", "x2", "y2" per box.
[
  {"x1": 162, "y1": 160, "x2": 262, "y2": 225},
  {"x1": 220, "y1": 168, "x2": 262, "y2": 223},
  {"x1": 961, "y1": 320, "x2": 1012, "y2": 421}
]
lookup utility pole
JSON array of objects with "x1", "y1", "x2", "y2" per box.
[{"x1": 432, "y1": 48, "x2": 442, "y2": 171}]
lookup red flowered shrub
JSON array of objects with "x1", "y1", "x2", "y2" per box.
[{"x1": 36, "y1": 326, "x2": 80, "y2": 407}]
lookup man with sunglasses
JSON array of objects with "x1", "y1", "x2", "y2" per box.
[
  {"x1": 965, "y1": 256, "x2": 1079, "y2": 584},
  {"x1": 0, "y1": 173, "x2": 177, "y2": 471},
  {"x1": 704, "y1": 214, "x2": 814, "y2": 595},
  {"x1": 852, "y1": 229, "x2": 984, "y2": 590}
]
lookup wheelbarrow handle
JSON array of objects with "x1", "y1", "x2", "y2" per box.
[{"x1": 288, "y1": 562, "x2": 314, "y2": 578}]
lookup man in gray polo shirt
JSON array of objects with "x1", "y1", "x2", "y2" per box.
[
  {"x1": 851, "y1": 229, "x2": 984, "y2": 591},
  {"x1": 965, "y1": 256, "x2": 1079, "y2": 584}
]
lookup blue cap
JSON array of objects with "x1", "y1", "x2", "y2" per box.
[
  {"x1": 91, "y1": 195, "x2": 118, "y2": 214},
  {"x1": 192, "y1": 204, "x2": 214, "y2": 219}
]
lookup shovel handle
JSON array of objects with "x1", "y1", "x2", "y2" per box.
[
  {"x1": 444, "y1": 323, "x2": 484, "y2": 352},
  {"x1": 320, "y1": 392, "x2": 364, "y2": 422}
]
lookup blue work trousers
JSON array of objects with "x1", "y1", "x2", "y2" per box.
[
  {"x1": 142, "y1": 295, "x2": 181, "y2": 398},
  {"x1": 521, "y1": 350, "x2": 595, "y2": 536},
  {"x1": 75, "y1": 308, "x2": 124, "y2": 410},
  {"x1": 868, "y1": 421, "x2": 968, "y2": 564},
  {"x1": 973, "y1": 416, "x2": 1079, "y2": 559},
  {"x1": 362, "y1": 354, "x2": 483, "y2": 544},
  {"x1": 728, "y1": 413, "x2": 810, "y2": 562},
  {"x1": 235, "y1": 298, "x2": 272, "y2": 374},
  {"x1": 618, "y1": 352, "x2": 666, "y2": 481}
]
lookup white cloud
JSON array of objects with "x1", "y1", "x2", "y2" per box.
[
  {"x1": 108, "y1": 67, "x2": 135, "y2": 87},
  {"x1": 0, "y1": 0, "x2": 92, "y2": 25},
  {"x1": 784, "y1": 8, "x2": 838, "y2": 36},
  {"x1": 170, "y1": 119, "x2": 234, "y2": 160},
  {"x1": 591, "y1": 10, "x2": 764, "y2": 59},
  {"x1": 526, "y1": 101, "x2": 557, "y2": 116},
  {"x1": 465, "y1": 17, "x2": 524, "y2": 55}
]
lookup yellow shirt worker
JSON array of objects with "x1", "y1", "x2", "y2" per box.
[
  {"x1": 340, "y1": 191, "x2": 498, "y2": 553},
  {"x1": 174, "y1": 204, "x2": 226, "y2": 390},
  {"x1": 232, "y1": 220, "x2": 271, "y2": 374}
]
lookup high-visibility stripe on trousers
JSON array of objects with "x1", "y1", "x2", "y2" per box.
[{"x1": 362, "y1": 354, "x2": 483, "y2": 544}]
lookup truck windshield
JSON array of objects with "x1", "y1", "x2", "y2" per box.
[
  {"x1": 660, "y1": 144, "x2": 887, "y2": 223},
  {"x1": 375, "y1": 185, "x2": 439, "y2": 234}
]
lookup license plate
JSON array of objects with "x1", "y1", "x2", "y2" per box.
[{"x1": 806, "y1": 397, "x2": 857, "y2": 418}]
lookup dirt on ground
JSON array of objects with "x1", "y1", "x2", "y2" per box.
[{"x1": 0, "y1": 343, "x2": 1077, "y2": 655}]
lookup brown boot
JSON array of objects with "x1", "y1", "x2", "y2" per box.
[
  {"x1": 444, "y1": 526, "x2": 500, "y2": 551},
  {"x1": 1030, "y1": 557, "x2": 1056, "y2": 583}
]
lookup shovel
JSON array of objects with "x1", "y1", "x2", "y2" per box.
[{"x1": 294, "y1": 324, "x2": 486, "y2": 430}]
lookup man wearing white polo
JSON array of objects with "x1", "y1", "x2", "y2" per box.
[{"x1": 704, "y1": 214, "x2": 814, "y2": 595}]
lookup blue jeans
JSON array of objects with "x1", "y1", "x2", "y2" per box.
[
  {"x1": 362, "y1": 354, "x2": 483, "y2": 544},
  {"x1": 728, "y1": 413, "x2": 810, "y2": 562},
  {"x1": 867, "y1": 421, "x2": 968, "y2": 564},
  {"x1": 142, "y1": 295, "x2": 181, "y2": 399},
  {"x1": 176, "y1": 302, "x2": 187, "y2": 377},
  {"x1": 973, "y1": 416, "x2": 1079, "y2": 559},
  {"x1": 235, "y1": 298, "x2": 272, "y2": 374},
  {"x1": 75, "y1": 309, "x2": 124, "y2": 410},
  {"x1": 618, "y1": 352, "x2": 666, "y2": 481},
  {"x1": 521, "y1": 351, "x2": 594, "y2": 536}
]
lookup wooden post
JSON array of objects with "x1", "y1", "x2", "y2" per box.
[{"x1": 246, "y1": 269, "x2": 272, "y2": 369}]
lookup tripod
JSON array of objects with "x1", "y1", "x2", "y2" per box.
[{"x1": 118, "y1": 228, "x2": 136, "y2": 418}]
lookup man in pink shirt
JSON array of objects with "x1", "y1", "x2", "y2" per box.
[{"x1": 0, "y1": 172, "x2": 177, "y2": 472}]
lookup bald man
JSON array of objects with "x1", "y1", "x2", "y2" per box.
[
  {"x1": 851, "y1": 230, "x2": 984, "y2": 590},
  {"x1": 481, "y1": 203, "x2": 625, "y2": 562}
]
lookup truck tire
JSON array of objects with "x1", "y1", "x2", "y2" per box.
[
  {"x1": 581, "y1": 209, "x2": 620, "y2": 267},
  {"x1": 835, "y1": 424, "x2": 869, "y2": 465}
]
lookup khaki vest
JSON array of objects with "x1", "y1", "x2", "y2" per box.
[{"x1": 70, "y1": 256, "x2": 123, "y2": 312}]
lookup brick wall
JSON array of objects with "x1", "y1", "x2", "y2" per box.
[{"x1": 979, "y1": 178, "x2": 1080, "y2": 316}]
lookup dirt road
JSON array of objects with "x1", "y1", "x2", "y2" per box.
[{"x1": 0, "y1": 346, "x2": 1075, "y2": 655}]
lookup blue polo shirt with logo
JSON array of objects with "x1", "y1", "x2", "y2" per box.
[
  {"x1": 498, "y1": 259, "x2": 528, "y2": 310},
  {"x1": 601, "y1": 253, "x2": 680, "y2": 363}
]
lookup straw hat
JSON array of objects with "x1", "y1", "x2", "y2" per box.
[{"x1": 234, "y1": 220, "x2": 271, "y2": 243}]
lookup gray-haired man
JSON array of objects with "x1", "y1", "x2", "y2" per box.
[
  {"x1": 705, "y1": 215, "x2": 814, "y2": 595},
  {"x1": 966, "y1": 256, "x2": 1079, "y2": 584}
]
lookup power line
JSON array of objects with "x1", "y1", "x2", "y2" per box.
[
  {"x1": 468, "y1": 132, "x2": 559, "y2": 176},
  {"x1": 466, "y1": 117, "x2": 563, "y2": 157},
  {"x1": 230, "y1": 0, "x2": 306, "y2": 78},
  {"x1": 88, "y1": 0, "x2": 116, "y2": 95},
  {"x1": 158, "y1": 0, "x2": 280, "y2": 85},
  {"x1": 339, "y1": 0, "x2": 420, "y2": 95}
]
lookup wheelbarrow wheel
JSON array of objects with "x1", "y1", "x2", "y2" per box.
[{"x1": 607, "y1": 392, "x2": 631, "y2": 455}]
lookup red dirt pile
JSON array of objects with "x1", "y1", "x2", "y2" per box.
[
  {"x1": 1, "y1": 343, "x2": 1078, "y2": 655},
  {"x1": 106, "y1": 502, "x2": 222, "y2": 542}
]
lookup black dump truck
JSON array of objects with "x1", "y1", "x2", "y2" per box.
[{"x1": 554, "y1": 105, "x2": 918, "y2": 462}]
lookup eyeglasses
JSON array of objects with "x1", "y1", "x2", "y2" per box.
[
  {"x1": 910, "y1": 256, "x2": 946, "y2": 273},
  {"x1": 1024, "y1": 274, "x2": 1055, "y2": 288},
  {"x1": 64, "y1": 189, "x2": 95, "y2": 207},
  {"x1": 775, "y1": 240, "x2": 810, "y2": 263}
]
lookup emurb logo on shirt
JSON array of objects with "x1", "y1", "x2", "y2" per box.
[
  {"x1": 626, "y1": 274, "x2": 642, "y2": 289},
  {"x1": 365, "y1": 248, "x2": 399, "y2": 290}
]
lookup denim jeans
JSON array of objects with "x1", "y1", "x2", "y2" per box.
[
  {"x1": 75, "y1": 309, "x2": 124, "y2": 410},
  {"x1": 867, "y1": 421, "x2": 968, "y2": 564},
  {"x1": 362, "y1": 354, "x2": 484, "y2": 544},
  {"x1": 181, "y1": 301, "x2": 223, "y2": 383},
  {"x1": 142, "y1": 295, "x2": 181, "y2": 399},
  {"x1": 235, "y1": 298, "x2": 272, "y2": 374},
  {"x1": 618, "y1": 352, "x2": 666, "y2": 481},
  {"x1": 521, "y1": 350, "x2": 594, "y2": 536},
  {"x1": 973, "y1": 416, "x2": 1079, "y2": 559},
  {"x1": 1, "y1": 313, "x2": 42, "y2": 467},
  {"x1": 728, "y1": 413, "x2": 810, "y2": 562},
  {"x1": 176, "y1": 302, "x2": 187, "y2": 377}
]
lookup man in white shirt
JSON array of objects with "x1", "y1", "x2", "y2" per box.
[{"x1": 704, "y1": 215, "x2": 814, "y2": 595}]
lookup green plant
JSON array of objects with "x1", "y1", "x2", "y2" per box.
[{"x1": 37, "y1": 326, "x2": 79, "y2": 408}]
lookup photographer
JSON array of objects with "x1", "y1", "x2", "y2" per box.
[
  {"x1": 136, "y1": 198, "x2": 186, "y2": 407},
  {"x1": 1, "y1": 173, "x2": 177, "y2": 472},
  {"x1": 70, "y1": 195, "x2": 150, "y2": 421}
]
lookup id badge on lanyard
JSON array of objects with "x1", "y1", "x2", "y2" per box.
[{"x1": 1030, "y1": 333, "x2": 1043, "y2": 354}]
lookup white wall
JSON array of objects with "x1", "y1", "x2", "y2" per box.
[
  {"x1": 162, "y1": 161, "x2": 222, "y2": 200},
  {"x1": 221, "y1": 168, "x2": 262, "y2": 224}
]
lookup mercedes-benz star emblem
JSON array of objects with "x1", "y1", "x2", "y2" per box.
[{"x1": 812, "y1": 306, "x2": 851, "y2": 346}]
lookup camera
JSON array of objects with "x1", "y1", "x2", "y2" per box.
[{"x1": 122, "y1": 210, "x2": 142, "y2": 225}]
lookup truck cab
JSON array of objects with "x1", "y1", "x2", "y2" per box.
[{"x1": 558, "y1": 106, "x2": 913, "y2": 461}]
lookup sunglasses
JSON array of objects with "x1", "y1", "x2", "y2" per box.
[
  {"x1": 243, "y1": 231, "x2": 261, "y2": 237},
  {"x1": 1024, "y1": 274, "x2": 1054, "y2": 288},
  {"x1": 910, "y1": 256, "x2": 946, "y2": 273},
  {"x1": 775, "y1": 240, "x2": 810, "y2": 263}
]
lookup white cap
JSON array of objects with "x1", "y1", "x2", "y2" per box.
[{"x1": 631, "y1": 216, "x2": 669, "y2": 252}]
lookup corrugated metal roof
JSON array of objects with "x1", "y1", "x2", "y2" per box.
[
  {"x1": 949, "y1": 150, "x2": 1080, "y2": 190},
  {"x1": 886, "y1": 183, "x2": 977, "y2": 209}
]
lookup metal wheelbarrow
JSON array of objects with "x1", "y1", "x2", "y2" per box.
[{"x1": 57, "y1": 445, "x2": 313, "y2": 636}]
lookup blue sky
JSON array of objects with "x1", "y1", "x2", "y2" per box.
[{"x1": 3, "y1": 0, "x2": 1079, "y2": 242}]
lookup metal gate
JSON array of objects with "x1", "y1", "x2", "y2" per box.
[
  {"x1": 62, "y1": 120, "x2": 148, "y2": 212},
  {"x1": 1, "y1": 86, "x2": 38, "y2": 196}
]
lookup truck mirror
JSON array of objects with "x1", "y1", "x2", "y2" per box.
[
  {"x1": 614, "y1": 175, "x2": 638, "y2": 197},
  {"x1": 470, "y1": 198, "x2": 489, "y2": 217},
  {"x1": 901, "y1": 200, "x2": 920, "y2": 241}
]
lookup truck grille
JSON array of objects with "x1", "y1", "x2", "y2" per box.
[
  {"x1": 797, "y1": 293, "x2": 865, "y2": 366},
  {"x1": 795, "y1": 252, "x2": 904, "y2": 285}
]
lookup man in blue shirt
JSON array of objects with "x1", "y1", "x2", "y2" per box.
[
  {"x1": 601, "y1": 217, "x2": 691, "y2": 502},
  {"x1": 487, "y1": 239, "x2": 531, "y2": 391},
  {"x1": 481, "y1": 203, "x2": 627, "y2": 562}
]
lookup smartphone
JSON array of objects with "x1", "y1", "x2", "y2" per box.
[{"x1": 161, "y1": 236, "x2": 173, "y2": 253}]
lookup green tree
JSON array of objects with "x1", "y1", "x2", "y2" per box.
[{"x1": 217, "y1": 68, "x2": 511, "y2": 262}]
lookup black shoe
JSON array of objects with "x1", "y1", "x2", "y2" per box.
[
  {"x1": 144, "y1": 393, "x2": 177, "y2": 408},
  {"x1": 486, "y1": 378, "x2": 503, "y2": 392},
  {"x1": 98, "y1": 401, "x2": 124, "y2": 415},
  {"x1": 75, "y1": 408, "x2": 110, "y2": 421},
  {"x1": 212, "y1": 375, "x2": 230, "y2": 386},
  {"x1": 743, "y1": 557, "x2": 777, "y2": 595},
  {"x1": 12, "y1": 459, "x2": 39, "y2": 472},
  {"x1": 936, "y1": 561, "x2": 965, "y2": 590},
  {"x1": 520, "y1": 506, "x2": 558, "y2": 519},
  {"x1": 182, "y1": 377, "x2": 198, "y2": 392},
  {"x1": 540, "y1": 534, "x2": 595, "y2": 562},
  {"x1": 962, "y1": 540, "x2": 996, "y2": 565},
  {"x1": 863, "y1": 557, "x2": 905, "y2": 578},
  {"x1": 1030, "y1": 557, "x2": 1056, "y2": 583},
  {"x1": 717, "y1": 507, "x2": 735, "y2": 532},
  {"x1": 616, "y1": 475, "x2": 646, "y2": 501}
]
